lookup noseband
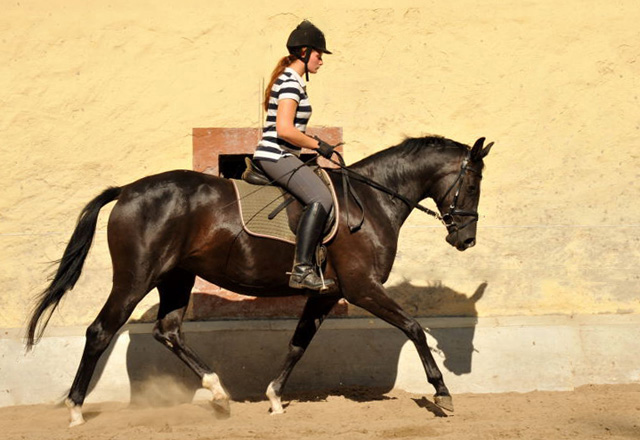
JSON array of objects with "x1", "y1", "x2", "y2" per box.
[{"x1": 438, "y1": 154, "x2": 482, "y2": 232}]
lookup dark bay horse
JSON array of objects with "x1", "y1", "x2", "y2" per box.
[{"x1": 26, "y1": 135, "x2": 492, "y2": 426}]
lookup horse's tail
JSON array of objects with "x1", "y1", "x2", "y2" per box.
[{"x1": 26, "y1": 186, "x2": 122, "y2": 350}]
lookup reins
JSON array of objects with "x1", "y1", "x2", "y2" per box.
[
  {"x1": 235, "y1": 145, "x2": 480, "y2": 235},
  {"x1": 325, "y1": 150, "x2": 480, "y2": 233},
  {"x1": 325, "y1": 152, "x2": 444, "y2": 228},
  {"x1": 330, "y1": 151, "x2": 366, "y2": 232}
]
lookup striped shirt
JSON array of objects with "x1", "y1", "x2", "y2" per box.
[{"x1": 254, "y1": 67, "x2": 312, "y2": 162}]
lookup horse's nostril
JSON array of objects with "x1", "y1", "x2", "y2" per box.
[{"x1": 465, "y1": 238, "x2": 476, "y2": 248}]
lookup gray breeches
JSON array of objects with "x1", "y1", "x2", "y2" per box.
[{"x1": 256, "y1": 155, "x2": 333, "y2": 212}]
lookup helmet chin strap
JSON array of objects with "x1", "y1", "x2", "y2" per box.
[{"x1": 296, "y1": 47, "x2": 311, "y2": 81}]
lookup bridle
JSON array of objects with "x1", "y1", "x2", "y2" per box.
[
  {"x1": 327, "y1": 150, "x2": 482, "y2": 233},
  {"x1": 437, "y1": 153, "x2": 482, "y2": 232}
]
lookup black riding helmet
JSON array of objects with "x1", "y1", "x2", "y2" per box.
[{"x1": 286, "y1": 20, "x2": 331, "y2": 81}]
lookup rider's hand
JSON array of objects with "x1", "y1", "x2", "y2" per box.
[{"x1": 315, "y1": 138, "x2": 335, "y2": 159}]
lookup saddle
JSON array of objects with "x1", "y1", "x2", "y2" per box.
[
  {"x1": 231, "y1": 158, "x2": 339, "y2": 245},
  {"x1": 241, "y1": 158, "x2": 272, "y2": 186}
]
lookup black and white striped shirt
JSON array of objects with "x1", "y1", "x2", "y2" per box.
[{"x1": 254, "y1": 68, "x2": 312, "y2": 162}]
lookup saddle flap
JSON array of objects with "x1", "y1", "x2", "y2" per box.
[{"x1": 232, "y1": 170, "x2": 339, "y2": 245}]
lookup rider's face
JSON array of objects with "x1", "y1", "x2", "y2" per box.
[{"x1": 306, "y1": 50, "x2": 324, "y2": 74}]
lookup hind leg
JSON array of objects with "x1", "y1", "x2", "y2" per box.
[
  {"x1": 152, "y1": 268, "x2": 230, "y2": 417},
  {"x1": 66, "y1": 279, "x2": 151, "y2": 427},
  {"x1": 266, "y1": 295, "x2": 339, "y2": 414}
]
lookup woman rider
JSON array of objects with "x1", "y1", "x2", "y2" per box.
[{"x1": 253, "y1": 20, "x2": 336, "y2": 291}]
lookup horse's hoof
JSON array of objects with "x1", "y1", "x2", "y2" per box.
[
  {"x1": 266, "y1": 383, "x2": 285, "y2": 415},
  {"x1": 68, "y1": 418, "x2": 86, "y2": 428},
  {"x1": 434, "y1": 394, "x2": 454, "y2": 412},
  {"x1": 211, "y1": 398, "x2": 231, "y2": 419},
  {"x1": 203, "y1": 373, "x2": 230, "y2": 418},
  {"x1": 65, "y1": 398, "x2": 85, "y2": 427},
  {"x1": 270, "y1": 407, "x2": 285, "y2": 416}
]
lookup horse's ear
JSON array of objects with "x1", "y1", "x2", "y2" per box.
[
  {"x1": 471, "y1": 282, "x2": 488, "y2": 303},
  {"x1": 471, "y1": 137, "x2": 493, "y2": 162}
]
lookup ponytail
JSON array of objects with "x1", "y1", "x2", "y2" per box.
[{"x1": 263, "y1": 54, "x2": 297, "y2": 111}]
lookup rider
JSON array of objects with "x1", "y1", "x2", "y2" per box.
[{"x1": 253, "y1": 20, "x2": 336, "y2": 291}]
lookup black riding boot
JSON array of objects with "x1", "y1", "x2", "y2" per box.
[{"x1": 289, "y1": 202, "x2": 335, "y2": 291}]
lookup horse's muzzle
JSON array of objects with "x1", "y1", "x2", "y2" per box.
[{"x1": 446, "y1": 232, "x2": 476, "y2": 251}]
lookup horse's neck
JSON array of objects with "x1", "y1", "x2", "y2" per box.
[{"x1": 350, "y1": 150, "x2": 451, "y2": 228}]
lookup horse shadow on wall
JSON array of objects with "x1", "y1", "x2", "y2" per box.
[{"x1": 122, "y1": 281, "x2": 487, "y2": 407}]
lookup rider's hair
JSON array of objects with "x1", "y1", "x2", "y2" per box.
[{"x1": 263, "y1": 53, "x2": 301, "y2": 111}]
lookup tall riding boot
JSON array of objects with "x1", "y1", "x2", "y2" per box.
[{"x1": 289, "y1": 202, "x2": 335, "y2": 291}]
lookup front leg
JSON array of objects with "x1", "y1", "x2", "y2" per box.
[
  {"x1": 344, "y1": 281, "x2": 453, "y2": 412},
  {"x1": 266, "y1": 295, "x2": 339, "y2": 414}
]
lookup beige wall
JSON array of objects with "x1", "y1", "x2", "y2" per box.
[{"x1": 1, "y1": 0, "x2": 639, "y2": 329}]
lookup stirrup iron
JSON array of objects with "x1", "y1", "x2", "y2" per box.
[{"x1": 288, "y1": 264, "x2": 334, "y2": 291}]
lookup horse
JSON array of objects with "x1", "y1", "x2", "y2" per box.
[{"x1": 26, "y1": 135, "x2": 492, "y2": 427}]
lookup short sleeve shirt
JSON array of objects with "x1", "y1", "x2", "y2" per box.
[{"x1": 254, "y1": 68, "x2": 312, "y2": 162}]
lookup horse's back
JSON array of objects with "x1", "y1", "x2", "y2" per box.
[
  {"x1": 113, "y1": 170, "x2": 234, "y2": 212},
  {"x1": 107, "y1": 170, "x2": 238, "y2": 260}
]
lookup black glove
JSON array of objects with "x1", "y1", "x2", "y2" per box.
[{"x1": 315, "y1": 138, "x2": 335, "y2": 159}]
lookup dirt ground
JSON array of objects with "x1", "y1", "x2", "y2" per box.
[{"x1": 1, "y1": 384, "x2": 639, "y2": 440}]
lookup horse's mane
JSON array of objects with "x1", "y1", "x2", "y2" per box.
[
  {"x1": 338, "y1": 136, "x2": 469, "y2": 196},
  {"x1": 349, "y1": 135, "x2": 469, "y2": 171}
]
